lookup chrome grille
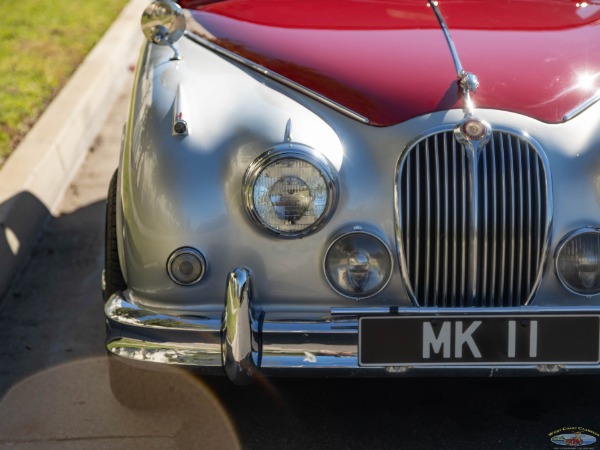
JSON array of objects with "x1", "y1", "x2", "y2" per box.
[{"x1": 397, "y1": 129, "x2": 551, "y2": 307}]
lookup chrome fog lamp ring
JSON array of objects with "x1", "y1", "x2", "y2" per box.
[
  {"x1": 324, "y1": 231, "x2": 393, "y2": 300},
  {"x1": 555, "y1": 228, "x2": 600, "y2": 297},
  {"x1": 167, "y1": 247, "x2": 206, "y2": 286},
  {"x1": 244, "y1": 145, "x2": 338, "y2": 238}
]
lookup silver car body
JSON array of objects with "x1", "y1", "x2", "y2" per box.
[{"x1": 105, "y1": 3, "x2": 600, "y2": 384}]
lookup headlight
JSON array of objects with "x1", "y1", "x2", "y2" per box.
[
  {"x1": 555, "y1": 228, "x2": 600, "y2": 296},
  {"x1": 324, "y1": 231, "x2": 393, "y2": 299},
  {"x1": 244, "y1": 145, "x2": 338, "y2": 237}
]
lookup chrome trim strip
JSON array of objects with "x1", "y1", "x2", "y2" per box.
[
  {"x1": 107, "y1": 337, "x2": 222, "y2": 367},
  {"x1": 105, "y1": 292, "x2": 219, "y2": 331},
  {"x1": 428, "y1": 1, "x2": 464, "y2": 76},
  {"x1": 184, "y1": 32, "x2": 370, "y2": 124},
  {"x1": 222, "y1": 268, "x2": 259, "y2": 385},
  {"x1": 172, "y1": 84, "x2": 190, "y2": 136},
  {"x1": 331, "y1": 307, "x2": 392, "y2": 316},
  {"x1": 332, "y1": 306, "x2": 600, "y2": 315},
  {"x1": 563, "y1": 91, "x2": 600, "y2": 121}
]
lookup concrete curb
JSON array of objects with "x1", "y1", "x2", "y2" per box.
[{"x1": 0, "y1": 0, "x2": 147, "y2": 298}]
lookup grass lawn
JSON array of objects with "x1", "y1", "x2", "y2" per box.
[{"x1": 0, "y1": 0, "x2": 130, "y2": 165}]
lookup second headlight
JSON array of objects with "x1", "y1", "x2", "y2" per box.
[{"x1": 244, "y1": 145, "x2": 338, "y2": 237}]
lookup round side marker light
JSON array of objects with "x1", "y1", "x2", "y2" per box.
[{"x1": 167, "y1": 247, "x2": 206, "y2": 285}]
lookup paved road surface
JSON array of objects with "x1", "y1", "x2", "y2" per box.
[{"x1": 1, "y1": 71, "x2": 599, "y2": 450}]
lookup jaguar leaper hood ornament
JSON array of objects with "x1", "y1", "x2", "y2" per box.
[{"x1": 428, "y1": 0, "x2": 491, "y2": 149}]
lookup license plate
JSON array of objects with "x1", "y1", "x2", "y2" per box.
[{"x1": 359, "y1": 315, "x2": 600, "y2": 366}]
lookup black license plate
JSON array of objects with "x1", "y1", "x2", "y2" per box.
[{"x1": 359, "y1": 315, "x2": 600, "y2": 366}]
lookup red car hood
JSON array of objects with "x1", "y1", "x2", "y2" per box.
[{"x1": 183, "y1": 0, "x2": 600, "y2": 126}]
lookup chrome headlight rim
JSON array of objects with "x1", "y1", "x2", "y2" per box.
[
  {"x1": 243, "y1": 144, "x2": 338, "y2": 238},
  {"x1": 167, "y1": 247, "x2": 207, "y2": 286},
  {"x1": 554, "y1": 227, "x2": 600, "y2": 297},
  {"x1": 323, "y1": 229, "x2": 394, "y2": 300}
]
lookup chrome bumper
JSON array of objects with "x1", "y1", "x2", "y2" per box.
[{"x1": 105, "y1": 268, "x2": 600, "y2": 385}]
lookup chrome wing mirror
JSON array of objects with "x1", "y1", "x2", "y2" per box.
[{"x1": 141, "y1": 0, "x2": 186, "y2": 61}]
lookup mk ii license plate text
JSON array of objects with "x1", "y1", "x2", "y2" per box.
[{"x1": 359, "y1": 316, "x2": 600, "y2": 366}]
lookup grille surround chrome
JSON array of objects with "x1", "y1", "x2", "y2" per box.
[{"x1": 395, "y1": 126, "x2": 553, "y2": 308}]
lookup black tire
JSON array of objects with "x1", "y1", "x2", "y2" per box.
[{"x1": 104, "y1": 170, "x2": 127, "y2": 302}]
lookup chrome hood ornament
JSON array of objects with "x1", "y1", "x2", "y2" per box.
[
  {"x1": 428, "y1": 0, "x2": 491, "y2": 149},
  {"x1": 428, "y1": 0, "x2": 493, "y2": 305}
]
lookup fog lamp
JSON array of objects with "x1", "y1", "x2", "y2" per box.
[
  {"x1": 324, "y1": 232, "x2": 392, "y2": 299},
  {"x1": 555, "y1": 229, "x2": 600, "y2": 296},
  {"x1": 167, "y1": 247, "x2": 206, "y2": 285}
]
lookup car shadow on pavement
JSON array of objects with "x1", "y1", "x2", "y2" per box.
[
  {"x1": 0, "y1": 199, "x2": 108, "y2": 399},
  {"x1": 0, "y1": 191, "x2": 50, "y2": 300},
  {"x1": 0, "y1": 357, "x2": 240, "y2": 450}
]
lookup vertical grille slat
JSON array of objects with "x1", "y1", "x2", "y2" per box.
[
  {"x1": 404, "y1": 155, "x2": 410, "y2": 284},
  {"x1": 490, "y1": 136, "x2": 498, "y2": 307},
  {"x1": 507, "y1": 136, "x2": 516, "y2": 307},
  {"x1": 415, "y1": 149, "x2": 421, "y2": 300},
  {"x1": 433, "y1": 135, "x2": 441, "y2": 306},
  {"x1": 479, "y1": 147, "x2": 489, "y2": 306},
  {"x1": 534, "y1": 156, "x2": 543, "y2": 274},
  {"x1": 398, "y1": 129, "x2": 550, "y2": 308},
  {"x1": 451, "y1": 137, "x2": 458, "y2": 307},
  {"x1": 460, "y1": 140, "x2": 468, "y2": 307},
  {"x1": 525, "y1": 149, "x2": 533, "y2": 294},
  {"x1": 424, "y1": 140, "x2": 432, "y2": 306},
  {"x1": 442, "y1": 133, "x2": 450, "y2": 308},
  {"x1": 498, "y1": 135, "x2": 507, "y2": 306},
  {"x1": 515, "y1": 139, "x2": 524, "y2": 307}
]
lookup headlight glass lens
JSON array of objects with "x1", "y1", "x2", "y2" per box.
[
  {"x1": 556, "y1": 229, "x2": 600, "y2": 296},
  {"x1": 325, "y1": 232, "x2": 392, "y2": 299},
  {"x1": 247, "y1": 150, "x2": 336, "y2": 237}
]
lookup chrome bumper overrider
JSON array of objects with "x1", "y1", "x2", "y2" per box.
[{"x1": 105, "y1": 268, "x2": 600, "y2": 385}]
